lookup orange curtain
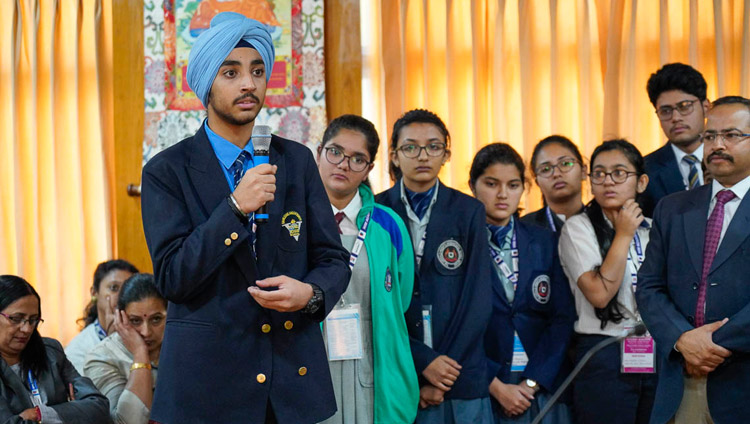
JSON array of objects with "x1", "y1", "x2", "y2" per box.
[
  {"x1": 0, "y1": 0, "x2": 113, "y2": 344},
  {"x1": 363, "y1": 0, "x2": 750, "y2": 211}
]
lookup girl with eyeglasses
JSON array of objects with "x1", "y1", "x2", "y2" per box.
[
  {"x1": 469, "y1": 143, "x2": 575, "y2": 424},
  {"x1": 315, "y1": 115, "x2": 419, "y2": 424},
  {"x1": 376, "y1": 109, "x2": 493, "y2": 424},
  {"x1": 557, "y1": 139, "x2": 657, "y2": 424},
  {"x1": 0, "y1": 275, "x2": 110, "y2": 423},
  {"x1": 522, "y1": 136, "x2": 587, "y2": 234}
]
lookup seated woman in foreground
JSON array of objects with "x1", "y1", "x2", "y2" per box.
[
  {"x1": 0, "y1": 274, "x2": 109, "y2": 423},
  {"x1": 84, "y1": 273, "x2": 166, "y2": 424}
]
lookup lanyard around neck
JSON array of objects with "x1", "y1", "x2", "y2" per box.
[
  {"x1": 348, "y1": 212, "x2": 372, "y2": 270},
  {"x1": 489, "y1": 230, "x2": 519, "y2": 290}
]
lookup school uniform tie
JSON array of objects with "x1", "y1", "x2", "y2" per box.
[
  {"x1": 230, "y1": 151, "x2": 255, "y2": 245},
  {"x1": 334, "y1": 212, "x2": 345, "y2": 234},
  {"x1": 695, "y1": 189, "x2": 736, "y2": 327},
  {"x1": 683, "y1": 154, "x2": 700, "y2": 189}
]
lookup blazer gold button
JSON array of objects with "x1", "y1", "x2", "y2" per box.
[
  {"x1": 284, "y1": 320, "x2": 293, "y2": 330},
  {"x1": 224, "y1": 238, "x2": 231, "y2": 246},
  {"x1": 298, "y1": 367, "x2": 307, "y2": 376},
  {"x1": 230, "y1": 232, "x2": 239, "y2": 240},
  {"x1": 261, "y1": 324, "x2": 271, "y2": 333},
  {"x1": 257, "y1": 373, "x2": 266, "y2": 383}
]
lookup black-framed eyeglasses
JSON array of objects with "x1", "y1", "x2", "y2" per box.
[
  {"x1": 0, "y1": 312, "x2": 43, "y2": 327},
  {"x1": 589, "y1": 169, "x2": 638, "y2": 185},
  {"x1": 655, "y1": 99, "x2": 699, "y2": 121},
  {"x1": 535, "y1": 158, "x2": 580, "y2": 178},
  {"x1": 702, "y1": 130, "x2": 750, "y2": 145},
  {"x1": 324, "y1": 146, "x2": 371, "y2": 172},
  {"x1": 396, "y1": 143, "x2": 447, "y2": 159}
]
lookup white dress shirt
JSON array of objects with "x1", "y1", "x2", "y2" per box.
[
  {"x1": 331, "y1": 190, "x2": 363, "y2": 236},
  {"x1": 708, "y1": 174, "x2": 750, "y2": 246},
  {"x1": 558, "y1": 212, "x2": 652, "y2": 337}
]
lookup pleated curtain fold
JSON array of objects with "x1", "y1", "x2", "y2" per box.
[
  {"x1": 364, "y1": 0, "x2": 750, "y2": 210},
  {"x1": 0, "y1": 0, "x2": 112, "y2": 343}
]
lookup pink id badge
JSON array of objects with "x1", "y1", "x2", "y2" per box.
[{"x1": 621, "y1": 327, "x2": 656, "y2": 373}]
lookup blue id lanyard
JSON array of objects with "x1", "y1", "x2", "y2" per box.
[
  {"x1": 348, "y1": 212, "x2": 371, "y2": 270},
  {"x1": 489, "y1": 230, "x2": 519, "y2": 290},
  {"x1": 415, "y1": 231, "x2": 427, "y2": 267},
  {"x1": 545, "y1": 206, "x2": 557, "y2": 232},
  {"x1": 628, "y1": 233, "x2": 644, "y2": 291},
  {"x1": 28, "y1": 370, "x2": 42, "y2": 406}
]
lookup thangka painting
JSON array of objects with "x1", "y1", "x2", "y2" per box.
[{"x1": 143, "y1": 0, "x2": 327, "y2": 164}]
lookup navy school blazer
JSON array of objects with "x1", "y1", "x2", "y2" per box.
[
  {"x1": 637, "y1": 184, "x2": 750, "y2": 424},
  {"x1": 141, "y1": 125, "x2": 351, "y2": 423},
  {"x1": 376, "y1": 181, "x2": 493, "y2": 400},
  {"x1": 642, "y1": 143, "x2": 687, "y2": 217},
  {"x1": 483, "y1": 220, "x2": 576, "y2": 393}
]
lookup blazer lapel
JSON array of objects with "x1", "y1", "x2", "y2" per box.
[
  {"x1": 710, "y1": 193, "x2": 750, "y2": 272},
  {"x1": 513, "y1": 222, "x2": 533, "y2": 311},
  {"x1": 656, "y1": 145, "x2": 687, "y2": 194},
  {"x1": 186, "y1": 125, "x2": 256, "y2": 283},
  {"x1": 255, "y1": 136, "x2": 286, "y2": 277},
  {"x1": 683, "y1": 185, "x2": 711, "y2": 277},
  {"x1": 0, "y1": 361, "x2": 34, "y2": 410},
  {"x1": 419, "y1": 183, "x2": 451, "y2": 275}
]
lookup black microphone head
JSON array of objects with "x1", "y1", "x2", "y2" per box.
[
  {"x1": 633, "y1": 323, "x2": 648, "y2": 336},
  {"x1": 252, "y1": 125, "x2": 272, "y2": 151}
]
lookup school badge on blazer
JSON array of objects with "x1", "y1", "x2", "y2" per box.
[
  {"x1": 532, "y1": 274, "x2": 550, "y2": 304},
  {"x1": 437, "y1": 239, "x2": 464, "y2": 270},
  {"x1": 281, "y1": 211, "x2": 303, "y2": 241},
  {"x1": 385, "y1": 267, "x2": 393, "y2": 292}
]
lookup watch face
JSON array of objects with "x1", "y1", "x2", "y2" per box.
[{"x1": 525, "y1": 379, "x2": 537, "y2": 388}]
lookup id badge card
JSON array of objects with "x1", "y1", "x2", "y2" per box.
[
  {"x1": 621, "y1": 327, "x2": 656, "y2": 373},
  {"x1": 422, "y1": 305, "x2": 433, "y2": 348},
  {"x1": 325, "y1": 304, "x2": 364, "y2": 361},
  {"x1": 511, "y1": 331, "x2": 529, "y2": 372}
]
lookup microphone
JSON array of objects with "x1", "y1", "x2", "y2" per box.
[
  {"x1": 530, "y1": 323, "x2": 648, "y2": 424},
  {"x1": 252, "y1": 125, "x2": 272, "y2": 223}
]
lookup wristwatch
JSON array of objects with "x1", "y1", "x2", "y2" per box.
[
  {"x1": 301, "y1": 284, "x2": 323, "y2": 314},
  {"x1": 524, "y1": 379, "x2": 538, "y2": 391}
]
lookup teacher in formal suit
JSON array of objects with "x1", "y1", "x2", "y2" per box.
[
  {"x1": 637, "y1": 95, "x2": 750, "y2": 424},
  {"x1": 140, "y1": 12, "x2": 351, "y2": 424}
]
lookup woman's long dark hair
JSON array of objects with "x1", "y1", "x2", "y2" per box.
[
  {"x1": 0, "y1": 275, "x2": 48, "y2": 377},
  {"x1": 585, "y1": 139, "x2": 645, "y2": 329},
  {"x1": 79, "y1": 259, "x2": 139, "y2": 328}
]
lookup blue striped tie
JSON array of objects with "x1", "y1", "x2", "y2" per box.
[{"x1": 683, "y1": 154, "x2": 700, "y2": 189}]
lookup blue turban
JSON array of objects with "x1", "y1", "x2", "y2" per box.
[{"x1": 186, "y1": 12, "x2": 275, "y2": 108}]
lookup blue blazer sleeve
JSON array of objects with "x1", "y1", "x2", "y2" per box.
[
  {"x1": 296, "y1": 149, "x2": 352, "y2": 319},
  {"x1": 522, "y1": 236, "x2": 576, "y2": 391},
  {"x1": 141, "y1": 152, "x2": 252, "y2": 303},
  {"x1": 439, "y1": 203, "x2": 493, "y2": 365},
  {"x1": 636, "y1": 201, "x2": 694, "y2": 359}
]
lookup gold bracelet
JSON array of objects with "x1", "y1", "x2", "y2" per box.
[{"x1": 130, "y1": 362, "x2": 152, "y2": 371}]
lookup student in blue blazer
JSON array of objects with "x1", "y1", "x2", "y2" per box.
[
  {"x1": 521, "y1": 136, "x2": 586, "y2": 234},
  {"x1": 140, "y1": 14, "x2": 350, "y2": 423},
  {"x1": 376, "y1": 109, "x2": 494, "y2": 424},
  {"x1": 470, "y1": 143, "x2": 575, "y2": 424}
]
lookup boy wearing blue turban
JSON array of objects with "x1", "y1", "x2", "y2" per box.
[{"x1": 141, "y1": 12, "x2": 351, "y2": 423}]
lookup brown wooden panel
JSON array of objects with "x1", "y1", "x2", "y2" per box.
[
  {"x1": 325, "y1": 0, "x2": 362, "y2": 120},
  {"x1": 111, "y1": 0, "x2": 151, "y2": 272}
]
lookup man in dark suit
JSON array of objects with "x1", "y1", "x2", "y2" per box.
[
  {"x1": 642, "y1": 63, "x2": 710, "y2": 217},
  {"x1": 140, "y1": 13, "x2": 350, "y2": 423},
  {"x1": 637, "y1": 96, "x2": 750, "y2": 424}
]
